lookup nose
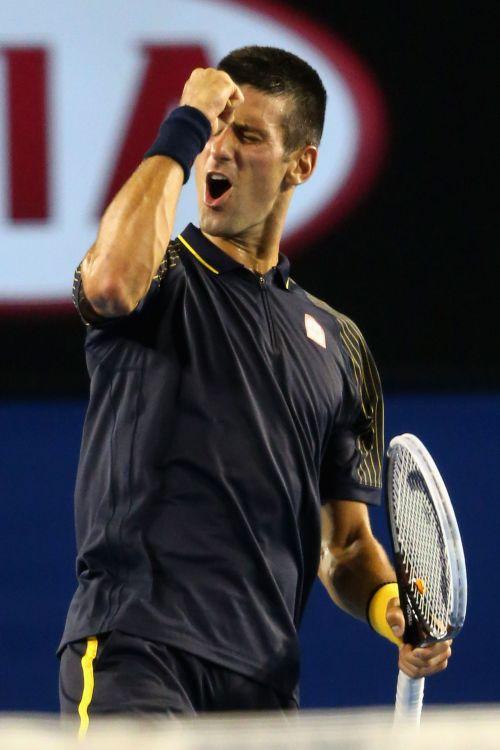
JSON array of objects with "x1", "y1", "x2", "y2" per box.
[{"x1": 209, "y1": 126, "x2": 233, "y2": 162}]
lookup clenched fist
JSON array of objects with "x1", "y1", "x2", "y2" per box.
[
  {"x1": 386, "y1": 596, "x2": 452, "y2": 678},
  {"x1": 180, "y1": 68, "x2": 244, "y2": 136}
]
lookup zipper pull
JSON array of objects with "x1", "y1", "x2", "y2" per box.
[{"x1": 258, "y1": 275, "x2": 265, "y2": 287}]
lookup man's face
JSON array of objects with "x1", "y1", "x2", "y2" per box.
[{"x1": 194, "y1": 85, "x2": 294, "y2": 240}]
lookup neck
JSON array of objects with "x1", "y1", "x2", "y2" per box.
[{"x1": 202, "y1": 205, "x2": 289, "y2": 276}]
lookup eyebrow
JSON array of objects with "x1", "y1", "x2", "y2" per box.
[{"x1": 233, "y1": 122, "x2": 269, "y2": 137}]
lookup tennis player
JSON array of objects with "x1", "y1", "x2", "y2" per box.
[{"x1": 58, "y1": 46, "x2": 451, "y2": 730}]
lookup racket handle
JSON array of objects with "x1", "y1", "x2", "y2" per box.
[{"x1": 394, "y1": 670, "x2": 425, "y2": 725}]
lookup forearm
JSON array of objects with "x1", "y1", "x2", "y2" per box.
[
  {"x1": 82, "y1": 156, "x2": 184, "y2": 316},
  {"x1": 318, "y1": 533, "x2": 396, "y2": 621}
]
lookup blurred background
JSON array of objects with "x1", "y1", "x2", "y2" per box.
[{"x1": 0, "y1": 0, "x2": 498, "y2": 712}]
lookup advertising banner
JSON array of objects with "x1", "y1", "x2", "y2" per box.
[{"x1": 0, "y1": 0, "x2": 386, "y2": 311}]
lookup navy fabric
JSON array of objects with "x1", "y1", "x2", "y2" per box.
[
  {"x1": 58, "y1": 224, "x2": 383, "y2": 703},
  {"x1": 59, "y1": 630, "x2": 297, "y2": 719},
  {"x1": 143, "y1": 106, "x2": 212, "y2": 184}
]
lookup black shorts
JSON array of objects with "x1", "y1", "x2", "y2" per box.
[{"x1": 59, "y1": 630, "x2": 296, "y2": 735}]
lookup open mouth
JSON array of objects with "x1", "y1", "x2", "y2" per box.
[{"x1": 205, "y1": 172, "x2": 233, "y2": 207}]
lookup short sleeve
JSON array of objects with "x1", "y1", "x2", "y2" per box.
[
  {"x1": 319, "y1": 315, "x2": 384, "y2": 506},
  {"x1": 72, "y1": 242, "x2": 178, "y2": 329}
]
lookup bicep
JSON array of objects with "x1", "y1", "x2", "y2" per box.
[
  {"x1": 320, "y1": 499, "x2": 373, "y2": 554},
  {"x1": 318, "y1": 499, "x2": 373, "y2": 599}
]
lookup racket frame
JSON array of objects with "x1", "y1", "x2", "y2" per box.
[{"x1": 386, "y1": 433, "x2": 467, "y2": 647}]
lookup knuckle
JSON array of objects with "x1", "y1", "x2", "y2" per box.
[
  {"x1": 425, "y1": 660, "x2": 447, "y2": 676},
  {"x1": 416, "y1": 649, "x2": 431, "y2": 662}
]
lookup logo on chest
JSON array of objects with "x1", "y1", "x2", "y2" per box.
[{"x1": 304, "y1": 314, "x2": 326, "y2": 349}]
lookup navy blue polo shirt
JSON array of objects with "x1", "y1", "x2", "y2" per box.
[{"x1": 58, "y1": 223, "x2": 383, "y2": 700}]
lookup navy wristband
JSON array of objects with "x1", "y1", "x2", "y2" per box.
[{"x1": 144, "y1": 105, "x2": 212, "y2": 184}]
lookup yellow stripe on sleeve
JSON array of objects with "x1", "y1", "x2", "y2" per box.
[{"x1": 78, "y1": 636, "x2": 98, "y2": 740}]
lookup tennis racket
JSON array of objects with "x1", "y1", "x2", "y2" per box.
[{"x1": 386, "y1": 433, "x2": 467, "y2": 725}]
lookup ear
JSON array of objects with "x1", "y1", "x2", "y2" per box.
[{"x1": 285, "y1": 145, "x2": 318, "y2": 187}]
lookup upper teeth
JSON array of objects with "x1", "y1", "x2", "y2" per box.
[{"x1": 211, "y1": 174, "x2": 227, "y2": 180}]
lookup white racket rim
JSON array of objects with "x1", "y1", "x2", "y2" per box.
[{"x1": 387, "y1": 433, "x2": 467, "y2": 639}]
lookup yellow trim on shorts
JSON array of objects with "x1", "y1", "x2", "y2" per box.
[
  {"x1": 178, "y1": 234, "x2": 220, "y2": 275},
  {"x1": 78, "y1": 636, "x2": 98, "y2": 740}
]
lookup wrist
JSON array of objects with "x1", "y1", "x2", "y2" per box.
[
  {"x1": 144, "y1": 105, "x2": 211, "y2": 184},
  {"x1": 179, "y1": 98, "x2": 211, "y2": 122},
  {"x1": 366, "y1": 581, "x2": 402, "y2": 646}
]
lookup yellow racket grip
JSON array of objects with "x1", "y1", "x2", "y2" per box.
[{"x1": 367, "y1": 582, "x2": 403, "y2": 646}]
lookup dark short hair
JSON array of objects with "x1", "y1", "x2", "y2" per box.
[{"x1": 217, "y1": 46, "x2": 326, "y2": 153}]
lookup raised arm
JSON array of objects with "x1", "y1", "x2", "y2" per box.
[{"x1": 80, "y1": 68, "x2": 243, "y2": 319}]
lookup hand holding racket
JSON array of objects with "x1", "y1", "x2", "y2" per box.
[{"x1": 385, "y1": 434, "x2": 467, "y2": 724}]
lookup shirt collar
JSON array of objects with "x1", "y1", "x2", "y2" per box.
[{"x1": 178, "y1": 223, "x2": 291, "y2": 290}]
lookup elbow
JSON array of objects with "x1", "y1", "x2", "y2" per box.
[
  {"x1": 83, "y1": 275, "x2": 138, "y2": 318},
  {"x1": 325, "y1": 539, "x2": 363, "y2": 586}
]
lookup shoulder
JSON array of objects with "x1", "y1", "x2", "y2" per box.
[
  {"x1": 288, "y1": 280, "x2": 382, "y2": 401},
  {"x1": 288, "y1": 279, "x2": 368, "y2": 348},
  {"x1": 152, "y1": 237, "x2": 184, "y2": 284}
]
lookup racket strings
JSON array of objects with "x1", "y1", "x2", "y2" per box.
[{"x1": 392, "y1": 448, "x2": 451, "y2": 638}]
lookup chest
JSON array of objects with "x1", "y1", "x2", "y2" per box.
[{"x1": 175, "y1": 273, "x2": 345, "y2": 443}]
